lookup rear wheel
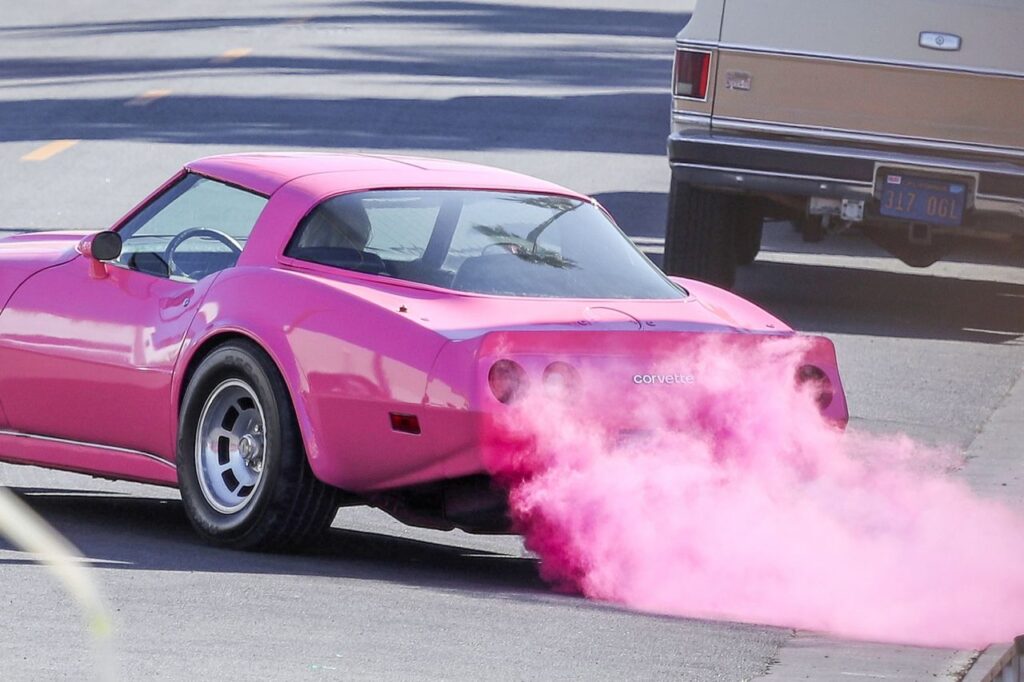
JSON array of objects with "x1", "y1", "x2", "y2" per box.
[
  {"x1": 177, "y1": 340, "x2": 338, "y2": 551},
  {"x1": 664, "y1": 180, "x2": 737, "y2": 288}
]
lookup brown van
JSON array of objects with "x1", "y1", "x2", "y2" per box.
[{"x1": 664, "y1": 0, "x2": 1024, "y2": 287}]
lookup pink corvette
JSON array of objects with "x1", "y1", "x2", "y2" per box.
[{"x1": 0, "y1": 153, "x2": 846, "y2": 549}]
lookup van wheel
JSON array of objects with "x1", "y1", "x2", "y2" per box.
[
  {"x1": 664, "y1": 180, "x2": 736, "y2": 288},
  {"x1": 177, "y1": 339, "x2": 339, "y2": 551},
  {"x1": 799, "y1": 214, "x2": 827, "y2": 243}
]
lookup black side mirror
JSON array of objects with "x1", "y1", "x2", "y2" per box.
[
  {"x1": 77, "y1": 231, "x2": 123, "y2": 279},
  {"x1": 90, "y1": 231, "x2": 122, "y2": 261}
]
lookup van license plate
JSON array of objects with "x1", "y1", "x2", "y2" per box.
[{"x1": 879, "y1": 174, "x2": 966, "y2": 226}]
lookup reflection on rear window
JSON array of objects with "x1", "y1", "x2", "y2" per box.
[{"x1": 285, "y1": 190, "x2": 685, "y2": 299}]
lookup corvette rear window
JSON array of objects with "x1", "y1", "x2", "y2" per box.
[{"x1": 286, "y1": 190, "x2": 684, "y2": 299}]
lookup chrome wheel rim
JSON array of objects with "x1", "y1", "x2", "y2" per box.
[{"x1": 195, "y1": 379, "x2": 267, "y2": 514}]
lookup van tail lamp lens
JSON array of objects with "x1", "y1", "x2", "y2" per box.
[
  {"x1": 674, "y1": 49, "x2": 711, "y2": 99},
  {"x1": 390, "y1": 412, "x2": 421, "y2": 435},
  {"x1": 489, "y1": 359, "x2": 528, "y2": 404},
  {"x1": 543, "y1": 361, "x2": 580, "y2": 398},
  {"x1": 796, "y1": 365, "x2": 834, "y2": 410}
]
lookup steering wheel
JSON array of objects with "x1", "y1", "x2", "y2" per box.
[{"x1": 162, "y1": 228, "x2": 243, "y2": 277}]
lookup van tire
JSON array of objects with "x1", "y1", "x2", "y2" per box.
[{"x1": 664, "y1": 180, "x2": 736, "y2": 288}]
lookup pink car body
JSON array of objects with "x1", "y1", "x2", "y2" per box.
[{"x1": 0, "y1": 153, "x2": 847, "y2": 532}]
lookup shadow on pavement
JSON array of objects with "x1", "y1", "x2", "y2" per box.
[
  {"x1": 0, "y1": 2, "x2": 681, "y2": 155},
  {"x1": 0, "y1": 93, "x2": 668, "y2": 155},
  {"x1": 0, "y1": 2, "x2": 683, "y2": 39},
  {"x1": 0, "y1": 489, "x2": 549, "y2": 596},
  {"x1": 0, "y1": 51, "x2": 668, "y2": 90},
  {"x1": 736, "y1": 259, "x2": 1024, "y2": 344},
  {"x1": 593, "y1": 191, "x2": 668, "y2": 239}
]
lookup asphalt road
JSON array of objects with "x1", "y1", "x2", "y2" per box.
[{"x1": 0, "y1": 1, "x2": 1021, "y2": 680}]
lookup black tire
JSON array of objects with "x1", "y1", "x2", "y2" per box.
[
  {"x1": 663, "y1": 180, "x2": 737, "y2": 288},
  {"x1": 734, "y1": 201, "x2": 764, "y2": 266},
  {"x1": 798, "y1": 213, "x2": 826, "y2": 243},
  {"x1": 177, "y1": 339, "x2": 338, "y2": 551}
]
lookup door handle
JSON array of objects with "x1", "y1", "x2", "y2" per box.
[{"x1": 161, "y1": 290, "x2": 195, "y2": 310}]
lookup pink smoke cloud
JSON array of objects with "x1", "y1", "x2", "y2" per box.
[{"x1": 484, "y1": 335, "x2": 1024, "y2": 649}]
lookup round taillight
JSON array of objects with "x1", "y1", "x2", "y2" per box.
[
  {"x1": 797, "y1": 364, "x2": 834, "y2": 410},
  {"x1": 543, "y1": 361, "x2": 579, "y2": 398},
  {"x1": 489, "y1": 359, "x2": 528, "y2": 404}
]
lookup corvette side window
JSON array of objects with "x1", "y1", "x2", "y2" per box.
[
  {"x1": 115, "y1": 174, "x2": 268, "y2": 281},
  {"x1": 363, "y1": 198, "x2": 439, "y2": 262}
]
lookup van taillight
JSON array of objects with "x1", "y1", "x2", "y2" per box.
[{"x1": 674, "y1": 49, "x2": 711, "y2": 100}]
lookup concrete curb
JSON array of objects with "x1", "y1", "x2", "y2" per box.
[{"x1": 961, "y1": 637, "x2": 1021, "y2": 682}]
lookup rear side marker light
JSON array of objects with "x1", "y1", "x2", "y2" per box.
[
  {"x1": 489, "y1": 359, "x2": 528, "y2": 404},
  {"x1": 674, "y1": 48, "x2": 712, "y2": 100},
  {"x1": 390, "y1": 412, "x2": 421, "y2": 435},
  {"x1": 796, "y1": 365, "x2": 834, "y2": 410}
]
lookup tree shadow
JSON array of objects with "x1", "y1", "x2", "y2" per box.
[
  {"x1": 334, "y1": 1, "x2": 684, "y2": 38},
  {"x1": 0, "y1": 93, "x2": 668, "y2": 155},
  {"x1": 0, "y1": 50, "x2": 669, "y2": 90},
  {"x1": 1, "y1": 2, "x2": 686, "y2": 40},
  {"x1": 0, "y1": 2, "x2": 682, "y2": 155}
]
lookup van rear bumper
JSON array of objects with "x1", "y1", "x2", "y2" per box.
[{"x1": 668, "y1": 130, "x2": 1024, "y2": 233}]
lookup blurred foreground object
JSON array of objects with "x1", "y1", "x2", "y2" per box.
[{"x1": 0, "y1": 486, "x2": 115, "y2": 679}]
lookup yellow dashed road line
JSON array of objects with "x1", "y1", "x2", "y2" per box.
[
  {"x1": 21, "y1": 139, "x2": 79, "y2": 161},
  {"x1": 125, "y1": 89, "x2": 172, "y2": 107},
  {"x1": 211, "y1": 48, "x2": 252, "y2": 65}
]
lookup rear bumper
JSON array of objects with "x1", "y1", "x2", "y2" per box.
[
  {"x1": 322, "y1": 328, "x2": 850, "y2": 492},
  {"x1": 668, "y1": 130, "x2": 1024, "y2": 233},
  {"x1": 478, "y1": 329, "x2": 850, "y2": 469}
]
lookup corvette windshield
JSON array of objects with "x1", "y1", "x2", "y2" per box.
[{"x1": 286, "y1": 190, "x2": 684, "y2": 299}]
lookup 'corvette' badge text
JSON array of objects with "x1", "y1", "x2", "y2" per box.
[{"x1": 633, "y1": 374, "x2": 695, "y2": 385}]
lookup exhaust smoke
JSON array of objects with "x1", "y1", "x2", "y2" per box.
[{"x1": 484, "y1": 335, "x2": 1024, "y2": 648}]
